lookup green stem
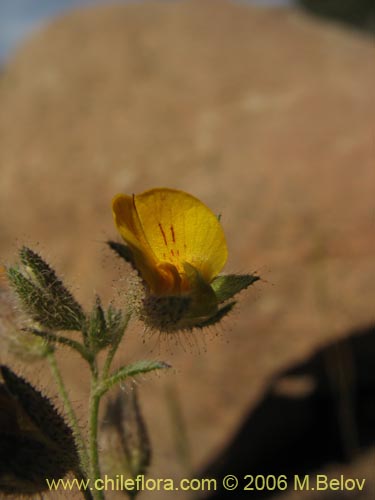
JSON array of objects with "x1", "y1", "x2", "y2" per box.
[
  {"x1": 87, "y1": 311, "x2": 131, "y2": 499},
  {"x1": 47, "y1": 351, "x2": 89, "y2": 473},
  {"x1": 88, "y1": 368, "x2": 104, "y2": 500}
]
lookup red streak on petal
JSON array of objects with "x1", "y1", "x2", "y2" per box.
[
  {"x1": 170, "y1": 225, "x2": 176, "y2": 243},
  {"x1": 158, "y1": 223, "x2": 168, "y2": 246}
]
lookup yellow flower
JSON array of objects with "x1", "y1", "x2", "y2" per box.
[
  {"x1": 111, "y1": 188, "x2": 257, "y2": 331},
  {"x1": 112, "y1": 187, "x2": 227, "y2": 289}
]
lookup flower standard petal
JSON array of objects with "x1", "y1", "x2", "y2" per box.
[
  {"x1": 113, "y1": 188, "x2": 228, "y2": 294},
  {"x1": 132, "y1": 188, "x2": 228, "y2": 283}
]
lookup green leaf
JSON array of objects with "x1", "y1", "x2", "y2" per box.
[
  {"x1": 7, "y1": 250, "x2": 84, "y2": 331},
  {"x1": 7, "y1": 267, "x2": 57, "y2": 328},
  {"x1": 19, "y1": 248, "x2": 84, "y2": 322},
  {"x1": 106, "y1": 305, "x2": 126, "y2": 340},
  {"x1": 87, "y1": 296, "x2": 109, "y2": 351},
  {"x1": 0, "y1": 366, "x2": 78, "y2": 465},
  {"x1": 87, "y1": 300, "x2": 130, "y2": 354},
  {"x1": 99, "y1": 361, "x2": 170, "y2": 397},
  {"x1": 20, "y1": 247, "x2": 62, "y2": 291},
  {"x1": 0, "y1": 433, "x2": 73, "y2": 495},
  {"x1": 211, "y1": 274, "x2": 260, "y2": 303},
  {"x1": 0, "y1": 371, "x2": 87, "y2": 495},
  {"x1": 25, "y1": 327, "x2": 90, "y2": 362}
]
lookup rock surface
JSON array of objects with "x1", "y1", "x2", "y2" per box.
[{"x1": 0, "y1": 1, "x2": 374, "y2": 498}]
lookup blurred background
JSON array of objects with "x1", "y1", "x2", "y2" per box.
[
  {"x1": 0, "y1": 0, "x2": 374, "y2": 498},
  {"x1": 1, "y1": 0, "x2": 374, "y2": 64}
]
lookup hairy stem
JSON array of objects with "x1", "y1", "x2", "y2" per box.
[
  {"x1": 47, "y1": 351, "x2": 89, "y2": 473},
  {"x1": 88, "y1": 368, "x2": 104, "y2": 500},
  {"x1": 87, "y1": 312, "x2": 131, "y2": 499}
]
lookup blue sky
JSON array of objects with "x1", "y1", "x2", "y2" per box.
[
  {"x1": 0, "y1": 0, "x2": 291, "y2": 64},
  {"x1": 0, "y1": 0, "x2": 105, "y2": 62}
]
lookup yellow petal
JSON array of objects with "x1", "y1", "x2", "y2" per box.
[
  {"x1": 133, "y1": 188, "x2": 228, "y2": 282},
  {"x1": 112, "y1": 194, "x2": 161, "y2": 291},
  {"x1": 112, "y1": 188, "x2": 228, "y2": 294},
  {"x1": 112, "y1": 194, "x2": 151, "y2": 256}
]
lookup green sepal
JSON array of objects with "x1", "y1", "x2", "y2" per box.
[
  {"x1": 194, "y1": 301, "x2": 236, "y2": 329},
  {"x1": 211, "y1": 274, "x2": 259, "y2": 303},
  {"x1": 183, "y1": 263, "x2": 218, "y2": 318},
  {"x1": 141, "y1": 294, "x2": 191, "y2": 332}
]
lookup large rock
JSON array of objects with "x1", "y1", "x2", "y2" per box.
[{"x1": 0, "y1": 1, "x2": 374, "y2": 497}]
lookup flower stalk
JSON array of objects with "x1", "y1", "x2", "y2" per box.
[{"x1": 47, "y1": 350, "x2": 89, "y2": 473}]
